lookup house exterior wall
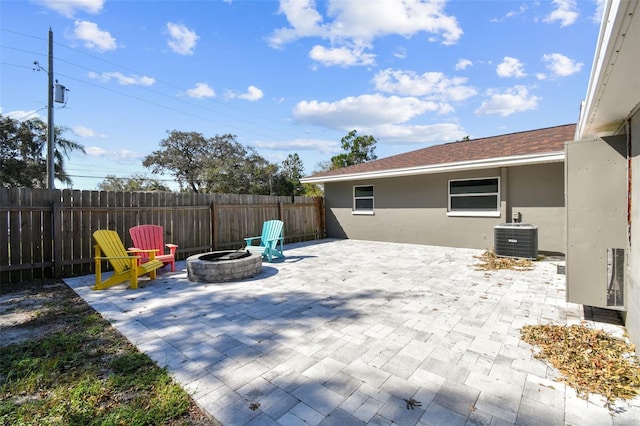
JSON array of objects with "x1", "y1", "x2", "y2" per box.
[
  {"x1": 325, "y1": 162, "x2": 565, "y2": 253},
  {"x1": 627, "y1": 109, "x2": 640, "y2": 348}
]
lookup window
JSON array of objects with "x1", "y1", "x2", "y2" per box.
[
  {"x1": 353, "y1": 185, "x2": 374, "y2": 214},
  {"x1": 448, "y1": 177, "x2": 500, "y2": 217}
]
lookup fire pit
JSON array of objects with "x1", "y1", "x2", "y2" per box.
[{"x1": 186, "y1": 250, "x2": 262, "y2": 283}]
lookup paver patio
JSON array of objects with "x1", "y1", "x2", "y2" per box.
[{"x1": 64, "y1": 239, "x2": 640, "y2": 425}]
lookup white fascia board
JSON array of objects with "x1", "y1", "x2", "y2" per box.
[
  {"x1": 301, "y1": 151, "x2": 565, "y2": 184},
  {"x1": 577, "y1": 0, "x2": 619, "y2": 139},
  {"x1": 577, "y1": 0, "x2": 637, "y2": 139}
]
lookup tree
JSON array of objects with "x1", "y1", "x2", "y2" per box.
[
  {"x1": 330, "y1": 130, "x2": 377, "y2": 169},
  {"x1": 0, "y1": 114, "x2": 85, "y2": 188},
  {"x1": 143, "y1": 130, "x2": 209, "y2": 193},
  {"x1": 143, "y1": 130, "x2": 278, "y2": 194},
  {"x1": 278, "y1": 153, "x2": 304, "y2": 195},
  {"x1": 97, "y1": 174, "x2": 171, "y2": 192}
]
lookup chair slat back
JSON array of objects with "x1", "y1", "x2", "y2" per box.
[
  {"x1": 262, "y1": 220, "x2": 283, "y2": 247},
  {"x1": 93, "y1": 230, "x2": 131, "y2": 273},
  {"x1": 130, "y1": 225, "x2": 164, "y2": 253}
]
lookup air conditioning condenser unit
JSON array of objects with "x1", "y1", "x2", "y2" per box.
[{"x1": 494, "y1": 223, "x2": 538, "y2": 260}]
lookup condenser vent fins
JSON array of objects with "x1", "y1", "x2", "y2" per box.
[{"x1": 494, "y1": 223, "x2": 538, "y2": 260}]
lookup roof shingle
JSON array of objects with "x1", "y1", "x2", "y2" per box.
[{"x1": 307, "y1": 124, "x2": 576, "y2": 180}]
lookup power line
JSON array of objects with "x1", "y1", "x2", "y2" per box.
[{"x1": 1, "y1": 28, "x2": 306, "y2": 142}]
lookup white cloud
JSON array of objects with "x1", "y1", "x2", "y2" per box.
[
  {"x1": 166, "y1": 22, "x2": 199, "y2": 55},
  {"x1": 365, "y1": 122, "x2": 468, "y2": 144},
  {"x1": 85, "y1": 146, "x2": 143, "y2": 163},
  {"x1": 455, "y1": 59, "x2": 472, "y2": 71},
  {"x1": 268, "y1": 0, "x2": 463, "y2": 66},
  {"x1": 292, "y1": 94, "x2": 444, "y2": 130},
  {"x1": 239, "y1": 86, "x2": 264, "y2": 101},
  {"x1": 309, "y1": 45, "x2": 376, "y2": 67},
  {"x1": 496, "y1": 57, "x2": 527, "y2": 78},
  {"x1": 542, "y1": 53, "x2": 583, "y2": 77},
  {"x1": 34, "y1": 0, "x2": 104, "y2": 18},
  {"x1": 72, "y1": 126, "x2": 105, "y2": 138},
  {"x1": 226, "y1": 86, "x2": 264, "y2": 102},
  {"x1": 393, "y1": 47, "x2": 407, "y2": 59},
  {"x1": 70, "y1": 20, "x2": 117, "y2": 52},
  {"x1": 88, "y1": 71, "x2": 155, "y2": 86},
  {"x1": 545, "y1": 0, "x2": 578, "y2": 27},
  {"x1": 253, "y1": 138, "x2": 338, "y2": 155},
  {"x1": 372, "y1": 69, "x2": 477, "y2": 103},
  {"x1": 268, "y1": 0, "x2": 328, "y2": 47},
  {"x1": 4, "y1": 109, "x2": 43, "y2": 121},
  {"x1": 186, "y1": 83, "x2": 215, "y2": 99},
  {"x1": 475, "y1": 86, "x2": 540, "y2": 117},
  {"x1": 592, "y1": 0, "x2": 606, "y2": 23},
  {"x1": 491, "y1": 3, "x2": 528, "y2": 22}
]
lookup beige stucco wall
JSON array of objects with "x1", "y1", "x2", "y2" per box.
[{"x1": 325, "y1": 162, "x2": 565, "y2": 253}]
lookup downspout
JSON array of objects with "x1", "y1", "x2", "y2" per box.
[
  {"x1": 628, "y1": 120, "x2": 632, "y2": 247},
  {"x1": 501, "y1": 167, "x2": 509, "y2": 222}
]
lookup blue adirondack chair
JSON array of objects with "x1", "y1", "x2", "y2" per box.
[{"x1": 244, "y1": 220, "x2": 285, "y2": 262}]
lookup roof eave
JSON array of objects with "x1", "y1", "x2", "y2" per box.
[
  {"x1": 301, "y1": 151, "x2": 565, "y2": 184},
  {"x1": 576, "y1": 0, "x2": 639, "y2": 139}
]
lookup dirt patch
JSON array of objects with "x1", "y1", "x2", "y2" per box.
[{"x1": 0, "y1": 281, "x2": 72, "y2": 347}]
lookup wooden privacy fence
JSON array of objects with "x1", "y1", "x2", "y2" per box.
[{"x1": 0, "y1": 188, "x2": 325, "y2": 286}]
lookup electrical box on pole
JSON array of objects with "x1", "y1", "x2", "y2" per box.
[{"x1": 54, "y1": 83, "x2": 66, "y2": 104}]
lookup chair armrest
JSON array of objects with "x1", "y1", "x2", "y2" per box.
[
  {"x1": 244, "y1": 236, "x2": 261, "y2": 245},
  {"x1": 95, "y1": 255, "x2": 141, "y2": 260},
  {"x1": 165, "y1": 244, "x2": 178, "y2": 256},
  {"x1": 126, "y1": 249, "x2": 158, "y2": 260}
]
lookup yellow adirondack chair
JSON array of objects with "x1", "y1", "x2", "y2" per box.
[{"x1": 93, "y1": 229, "x2": 163, "y2": 290}]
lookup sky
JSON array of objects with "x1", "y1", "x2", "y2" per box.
[{"x1": 1, "y1": 0, "x2": 605, "y2": 191}]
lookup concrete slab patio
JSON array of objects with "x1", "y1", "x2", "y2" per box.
[{"x1": 64, "y1": 239, "x2": 640, "y2": 425}]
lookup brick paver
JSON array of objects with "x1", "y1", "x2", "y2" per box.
[{"x1": 65, "y1": 239, "x2": 640, "y2": 425}]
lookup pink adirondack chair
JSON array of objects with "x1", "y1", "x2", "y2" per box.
[{"x1": 129, "y1": 225, "x2": 178, "y2": 272}]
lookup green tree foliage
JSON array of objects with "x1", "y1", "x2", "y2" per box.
[
  {"x1": 330, "y1": 130, "x2": 377, "y2": 169},
  {"x1": 0, "y1": 114, "x2": 85, "y2": 188},
  {"x1": 277, "y1": 153, "x2": 304, "y2": 196},
  {"x1": 143, "y1": 130, "x2": 278, "y2": 194},
  {"x1": 142, "y1": 130, "x2": 209, "y2": 193},
  {"x1": 97, "y1": 174, "x2": 171, "y2": 192}
]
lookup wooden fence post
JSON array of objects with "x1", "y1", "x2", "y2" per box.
[
  {"x1": 52, "y1": 199, "x2": 62, "y2": 278},
  {"x1": 211, "y1": 201, "x2": 217, "y2": 250}
]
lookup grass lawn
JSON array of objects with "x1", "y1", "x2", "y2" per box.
[{"x1": 0, "y1": 280, "x2": 216, "y2": 425}]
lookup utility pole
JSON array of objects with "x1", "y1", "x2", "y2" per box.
[{"x1": 47, "y1": 28, "x2": 55, "y2": 189}]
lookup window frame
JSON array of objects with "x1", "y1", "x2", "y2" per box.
[
  {"x1": 353, "y1": 185, "x2": 375, "y2": 215},
  {"x1": 447, "y1": 177, "x2": 501, "y2": 217}
]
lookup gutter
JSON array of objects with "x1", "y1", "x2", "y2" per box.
[{"x1": 301, "y1": 151, "x2": 565, "y2": 184}]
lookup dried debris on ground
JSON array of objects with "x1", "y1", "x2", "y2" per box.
[
  {"x1": 521, "y1": 324, "x2": 640, "y2": 407},
  {"x1": 474, "y1": 250, "x2": 533, "y2": 271}
]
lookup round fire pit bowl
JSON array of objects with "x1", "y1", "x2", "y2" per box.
[{"x1": 187, "y1": 250, "x2": 262, "y2": 283}]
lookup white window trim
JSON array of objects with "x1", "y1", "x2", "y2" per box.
[
  {"x1": 353, "y1": 185, "x2": 374, "y2": 215},
  {"x1": 446, "y1": 211, "x2": 501, "y2": 218},
  {"x1": 447, "y1": 177, "x2": 501, "y2": 217}
]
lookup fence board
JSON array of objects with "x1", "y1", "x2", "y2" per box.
[
  {"x1": 9, "y1": 188, "x2": 21, "y2": 282},
  {"x1": 0, "y1": 189, "x2": 9, "y2": 284},
  {"x1": 20, "y1": 188, "x2": 33, "y2": 281},
  {"x1": 30, "y1": 190, "x2": 44, "y2": 279}
]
